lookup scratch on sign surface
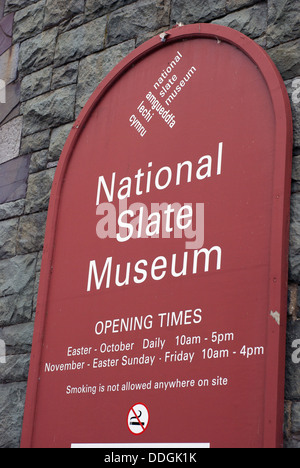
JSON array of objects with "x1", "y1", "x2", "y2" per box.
[{"x1": 270, "y1": 310, "x2": 280, "y2": 325}]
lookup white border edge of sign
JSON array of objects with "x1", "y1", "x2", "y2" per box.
[{"x1": 71, "y1": 443, "x2": 210, "y2": 449}]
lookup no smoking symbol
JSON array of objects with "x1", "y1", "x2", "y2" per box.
[{"x1": 127, "y1": 403, "x2": 150, "y2": 435}]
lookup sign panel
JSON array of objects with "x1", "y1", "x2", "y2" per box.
[{"x1": 21, "y1": 24, "x2": 293, "y2": 448}]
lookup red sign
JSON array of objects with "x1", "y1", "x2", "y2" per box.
[{"x1": 21, "y1": 24, "x2": 293, "y2": 448}]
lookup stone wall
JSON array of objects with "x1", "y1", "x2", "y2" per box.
[{"x1": 0, "y1": 0, "x2": 299, "y2": 448}]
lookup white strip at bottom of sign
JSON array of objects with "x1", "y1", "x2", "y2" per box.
[{"x1": 71, "y1": 443, "x2": 210, "y2": 448}]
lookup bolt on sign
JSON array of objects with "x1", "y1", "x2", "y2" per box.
[{"x1": 21, "y1": 24, "x2": 293, "y2": 448}]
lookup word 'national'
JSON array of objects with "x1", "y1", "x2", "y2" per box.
[{"x1": 96, "y1": 142, "x2": 223, "y2": 205}]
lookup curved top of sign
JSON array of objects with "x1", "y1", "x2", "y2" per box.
[
  {"x1": 22, "y1": 24, "x2": 293, "y2": 448},
  {"x1": 54, "y1": 22, "x2": 292, "y2": 181}
]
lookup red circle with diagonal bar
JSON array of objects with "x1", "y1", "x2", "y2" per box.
[{"x1": 127, "y1": 403, "x2": 150, "y2": 435}]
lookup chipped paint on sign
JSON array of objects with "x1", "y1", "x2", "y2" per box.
[{"x1": 270, "y1": 310, "x2": 280, "y2": 326}]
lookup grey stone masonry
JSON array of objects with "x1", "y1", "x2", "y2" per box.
[{"x1": 0, "y1": 0, "x2": 300, "y2": 448}]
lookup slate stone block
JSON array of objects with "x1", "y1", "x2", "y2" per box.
[
  {"x1": 0, "y1": 12, "x2": 13, "y2": 55},
  {"x1": 0, "y1": 354, "x2": 30, "y2": 383},
  {"x1": 0, "y1": 382, "x2": 27, "y2": 448},
  {"x1": 13, "y1": 0, "x2": 45, "y2": 43},
  {"x1": 2, "y1": 322, "x2": 34, "y2": 354},
  {"x1": 85, "y1": 0, "x2": 137, "y2": 18},
  {"x1": 0, "y1": 116, "x2": 23, "y2": 164},
  {"x1": 17, "y1": 211, "x2": 47, "y2": 254},
  {"x1": 24, "y1": 167, "x2": 55, "y2": 214},
  {"x1": 212, "y1": 3, "x2": 267, "y2": 39},
  {"x1": 19, "y1": 27, "x2": 57, "y2": 76},
  {"x1": 76, "y1": 40, "x2": 135, "y2": 114},
  {"x1": 0, "y1": 0, "x2": 4, "y2": 19},
  {"x1": 44, "y1": 0, "x2": 84, "y2": 28},
  {"x1": 51, "y1": 62, "x2": 78, "y2": 90},
  {"x1": 0, "y1": 80, "x2": 20, "y2": 125},
  {"x1": 107, "y1": 0, "x2": 170, "y2": 47},
  {"x1": 171, "y1": 0, "x2": 226, "y2": 25},
  {"x1": 48, "y1": 122, "x2": 73, "y2": 162},
  {"x1": 289, "y1": 192, "x2": 300, "y2": 282},
  {"x1": 226, "y1": 0, "x2": 262, "y2": 11},
  {"x1": 0, "y1": 154, "x2": 30, "y2": 204},
  {"x1": 4, "y1": 0, "x2": 39, "y2": 14},
  {"x1": 266, "y1": 0, "x2": 300, "y2": 49},
  {"x1": 268, "y1": 39, "x2": 300, "y2": 81},
  {"x1": 54, "y1": 16, "x2": 106, "y2": 67},
  {"x1": 29, "y1": 149, "x2": 48, "y2": 173},
  {"x1": 21, "y1": 85, "x2": 76, "y2": 136},
  {"x1": 20, "y1": 66, "x2": 52, "y2": 102},
  {"x1": 20, "y1": 129, "x2": 50, "y2": 155},
  {"x1": 0, "y1": 291, "x2": 32, "y2": 326},
  {"x1": 0, "y1": 199, "x2": 25, "y2": 221},
  {"x1": 0, "y1": 44, "x2": 19, "y2": 85},
  {"x1": 0, "y1": 253, "x2": 36, "y2": 296},
  {"x1": 291, "y1": 402, "x2": 300, "y2": 440},
  {"x1": 0, "y1": 217, "x2": 18, "y2": 259}
]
